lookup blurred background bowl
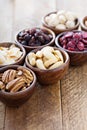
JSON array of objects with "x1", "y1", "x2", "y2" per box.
[
  {"x1": 80, "y1": 16, "x2": 87, "y2": 31},
  {"x1": 0, "y1": 65, "x2": 36, "y2": 107},
  {"x1": 25, "y1": 47, "x2": 70, "y2": 85},
  {"x1": 42, "y1": 11, "x2": 79, "y2": 35}
]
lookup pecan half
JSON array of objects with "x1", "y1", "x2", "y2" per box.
[
  {"x1": 0, "y1": 81, "x2": 5, "y2": 90},
  {"x1": 10, "y1": 78, "x2": 25, "y2": 92},
  {"x1": 6, "y1": 77, "x2": 21, "y2": 90},
  {"x1": 2, "y1": 69, "x2": 16, "y2": 83}
]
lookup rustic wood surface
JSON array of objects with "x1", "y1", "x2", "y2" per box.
[{"x1": 0, "y1": 0, "x2": 87, "y2": 130}]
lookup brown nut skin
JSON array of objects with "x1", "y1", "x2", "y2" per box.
[{"x1": 0, "y1": 65, "x2": 37, "y2": 107}]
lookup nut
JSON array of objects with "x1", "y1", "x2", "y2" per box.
[
  {"x1": 28, "y1": 46, "x2": 64, "y2": 70},
  {"x1": 2, "y1": 69, "x2": 16, "y2": 83},
  {"x1": 0, "y1": 67, "x2": 34, "y2": 93},
  {"x1": 0, "y1": 81, "x2": 5, "y2": 90}
]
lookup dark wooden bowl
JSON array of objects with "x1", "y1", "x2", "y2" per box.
[
  {"x1": 80, "y1": 16, "x2": 87, "y2": 31},
  {"x1": 42, "y1": 11, "x2": 79, "y2": 35},
  {"x1": 0, "y1": 65, "x2": 36, "y2": 107},
  {"x1": 0, "y1": 42, "x2": 26, "y2": 67},
  {"x1": 55, "y1": 31, "x2": 87, "y2": 65},
  {"x1": 25, "y1": 47, "x2": 70, "y2": 85},
  {"x1": 15, "y1": 27, "x2": 55, "y2": 53}
]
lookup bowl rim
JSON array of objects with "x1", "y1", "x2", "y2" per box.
[
  {"x1": 80, "y1": 16, "x2": 87, "y2": 30},
  {"x1": 25, "y1": 46, "x2": 70, "y2": 72},
  {"x1": 0, "y1": 42, "x2": 26, "y2": 67},
  {"x1": 0, "y1": 65, "x2": 37, "y2": 96},
  {"x1": 42, "y1": 11, "x2": 80, "y2": 31},
  {"x1": 15, "y1": 27, "x2": 55, "y2": 49},
  {"x1": 55, "y1": 30, "x2": 87, "y2": 54}
]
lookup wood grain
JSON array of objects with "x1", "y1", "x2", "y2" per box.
[
  {"x1": 4, "y1": 0, "x2": 62, "y2": 130},
  {"x1": 57, "y1": 1, "x2": 87, "y2": 130},
  {"x1": 0, "y1": 0, "x2": 13, "y2": 130}
]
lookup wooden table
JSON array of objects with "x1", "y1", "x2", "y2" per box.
[{"x1": 0, "y1": 0, "x2": 87, "y2": 130}]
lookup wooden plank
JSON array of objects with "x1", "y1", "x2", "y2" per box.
[
  {"x1": 4, "y1": 0, "x2": 62, "y2": 130},
  {"x1": 5, "y1": 83, "x2": 62, "y2": 130},
  {"x1": 61, "y1": 64, "x2": 87, "y2": 130},
  {"x1": 0, "y1": 0, "x2": 13, "y2": 130},
  {"x1": 56, "y1": 0, "x2": 87, "y2": 129}
]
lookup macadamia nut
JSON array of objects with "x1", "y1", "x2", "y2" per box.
[{"x1": 45, "y1": 10, "x2": 77, "y2": 30}]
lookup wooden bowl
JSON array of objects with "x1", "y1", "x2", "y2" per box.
[
  {"x1": 55, "y1": 31, "x2": 87, "y2": 65},
  {"x1": 42, "y1": 11, "x2": 79, "y2": 35},
  {"x1": 25, "y1": 47, "x2": 70, "y2": 85},
  {"x1": 0, "y1": 65, "x2": 36, "y2": 107},
  {"x1": 15, "y1": 27, "x2": 55, "y2": 53},
  {"x1": 0, "y1": 42, "x2": 26, "y2": 67},
  {"x1": 80, "y1": 16, "x2": 87, "y2": 31}
]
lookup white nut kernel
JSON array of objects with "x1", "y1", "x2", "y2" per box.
[
  {"x1": 56, "y1": 24, "x2": 66, "y2": 30},
  {"x1": 28, "y1": 52, "x2": 36, "y2": 66},
  {"x1": 44, "y1": 58, "x2": 58, "y2": 68},
  {"x1": 58, "y1": 15, "x2": 66, "y2": 24},
  {"x1": 66, "y1": 20, "x2": 75, "y2": 29},
  {"x1": 36, "y1": 50, "x2": 43, "y2": 58},
  {"x1": 36, "y1": 59, "x2": 46, "y2": 70},
  {"x1": 49, "y1": 61, "x2": 63, "y2": 69}
]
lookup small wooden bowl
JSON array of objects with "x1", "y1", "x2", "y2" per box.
[
  {"x1": 15, "y1": 27, "x2": 55, "y2": 53},
  {"x1": 42, "y1": 11, "x2": 79, "y2": 35},
  {"x1": 0, "y1": 42, "x2": 26, "y2": 67},
  {"x1": 25, "y1": 47, "x2": 70, "y2": 85},
  {"x1": 55, "y1": 31, "x2": 87, "y2": 65},
  {"x1": 0, "y1": 65, "x2": 36, "y2": 107},
  {"x1": 80, "y1": 16, "x2": 87, "y2": 31}
]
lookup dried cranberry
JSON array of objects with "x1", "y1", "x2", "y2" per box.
[
  {"x1": 68, "y1": 47, "x2": 75, "y2": 51},
  {"x1": 73, "y1": 32, "x2": 82, "y2": 40},
  {"x1": 77, "y1": 42, "x2": 84, "y2": 51},
  {"x1": 64, "y1": 32, "x2": 73, "y2": 38},
  {"x1": 67, "y1": 41, "x2": 75, "y2": 48},
  {"x1": 81, "y1": 39, "x2": 87, "y2": 44},
  {"x1": 82, "y1": 32, "x2": 87, "y2": 39}
]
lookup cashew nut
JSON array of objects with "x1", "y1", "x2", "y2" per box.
[
  {"x1": 49, "y1": 61, "x2": 63, "y2": 69},
  {"x1": 36, "y1": 50, "x2": 43, "y2": 58},
  {"x1": 54, "y1": 50, "x2": 64, "y2": 62},
  {"x1": 41, "y1": 46, "x2": 54, "y2": 53},
  {"x1": 44, "y1": 58, "x2": 58, "y2": 68},
  {"x1": 28, "y1": 52, "x2": 36, "y2": 66},
  {"x1": 43, "y1": 50, "x2": 57, "y2": 61},
  {"x1": 36, "y1": 59, "x2": 46, "y2": 70}
]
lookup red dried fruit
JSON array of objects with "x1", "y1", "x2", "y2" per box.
[
  {"x1": 64, "y1": 32, "x2": 73, "y2": 38},
  {"x1": 82, "y1": 39, "x2": 87, "y2": 44},
  {"x1": 77, "y1": 42, "x2": 84, "y2": 51},
  {"x1": 68, "y1": 47, "x2": 75, "y2": 51},
  {"x1": 59, "y1": 31, "x2": 87, "y2": 51},
  {"x1": 82, "y1": 32, "x2": 87, "y2": 39},
  {"x1": 73, "y1": 32, "x2": 82, "y2": 40},
  {"x1": 67, "y1": 41, "x2": 75, "y2": 48}
]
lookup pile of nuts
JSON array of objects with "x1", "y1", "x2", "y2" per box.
[
  {"x1": 27, "y1": 46, "x2": 64, "y2": 70},
  {"x1": 0, "y1": 67, "x2": 33, "y2": 92},
  {"x1": 17, "y1": 28, "x2": 53, "y2": 46},
  {"x1": 45, "y1": 10, "x2": 77, "y2": 30},
  {"x1": 59, "y1": 31, "x2": 87, "y2": 51},
  {"x1": 0, "y1": 45, "x2": 23, "y2": 65}
]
